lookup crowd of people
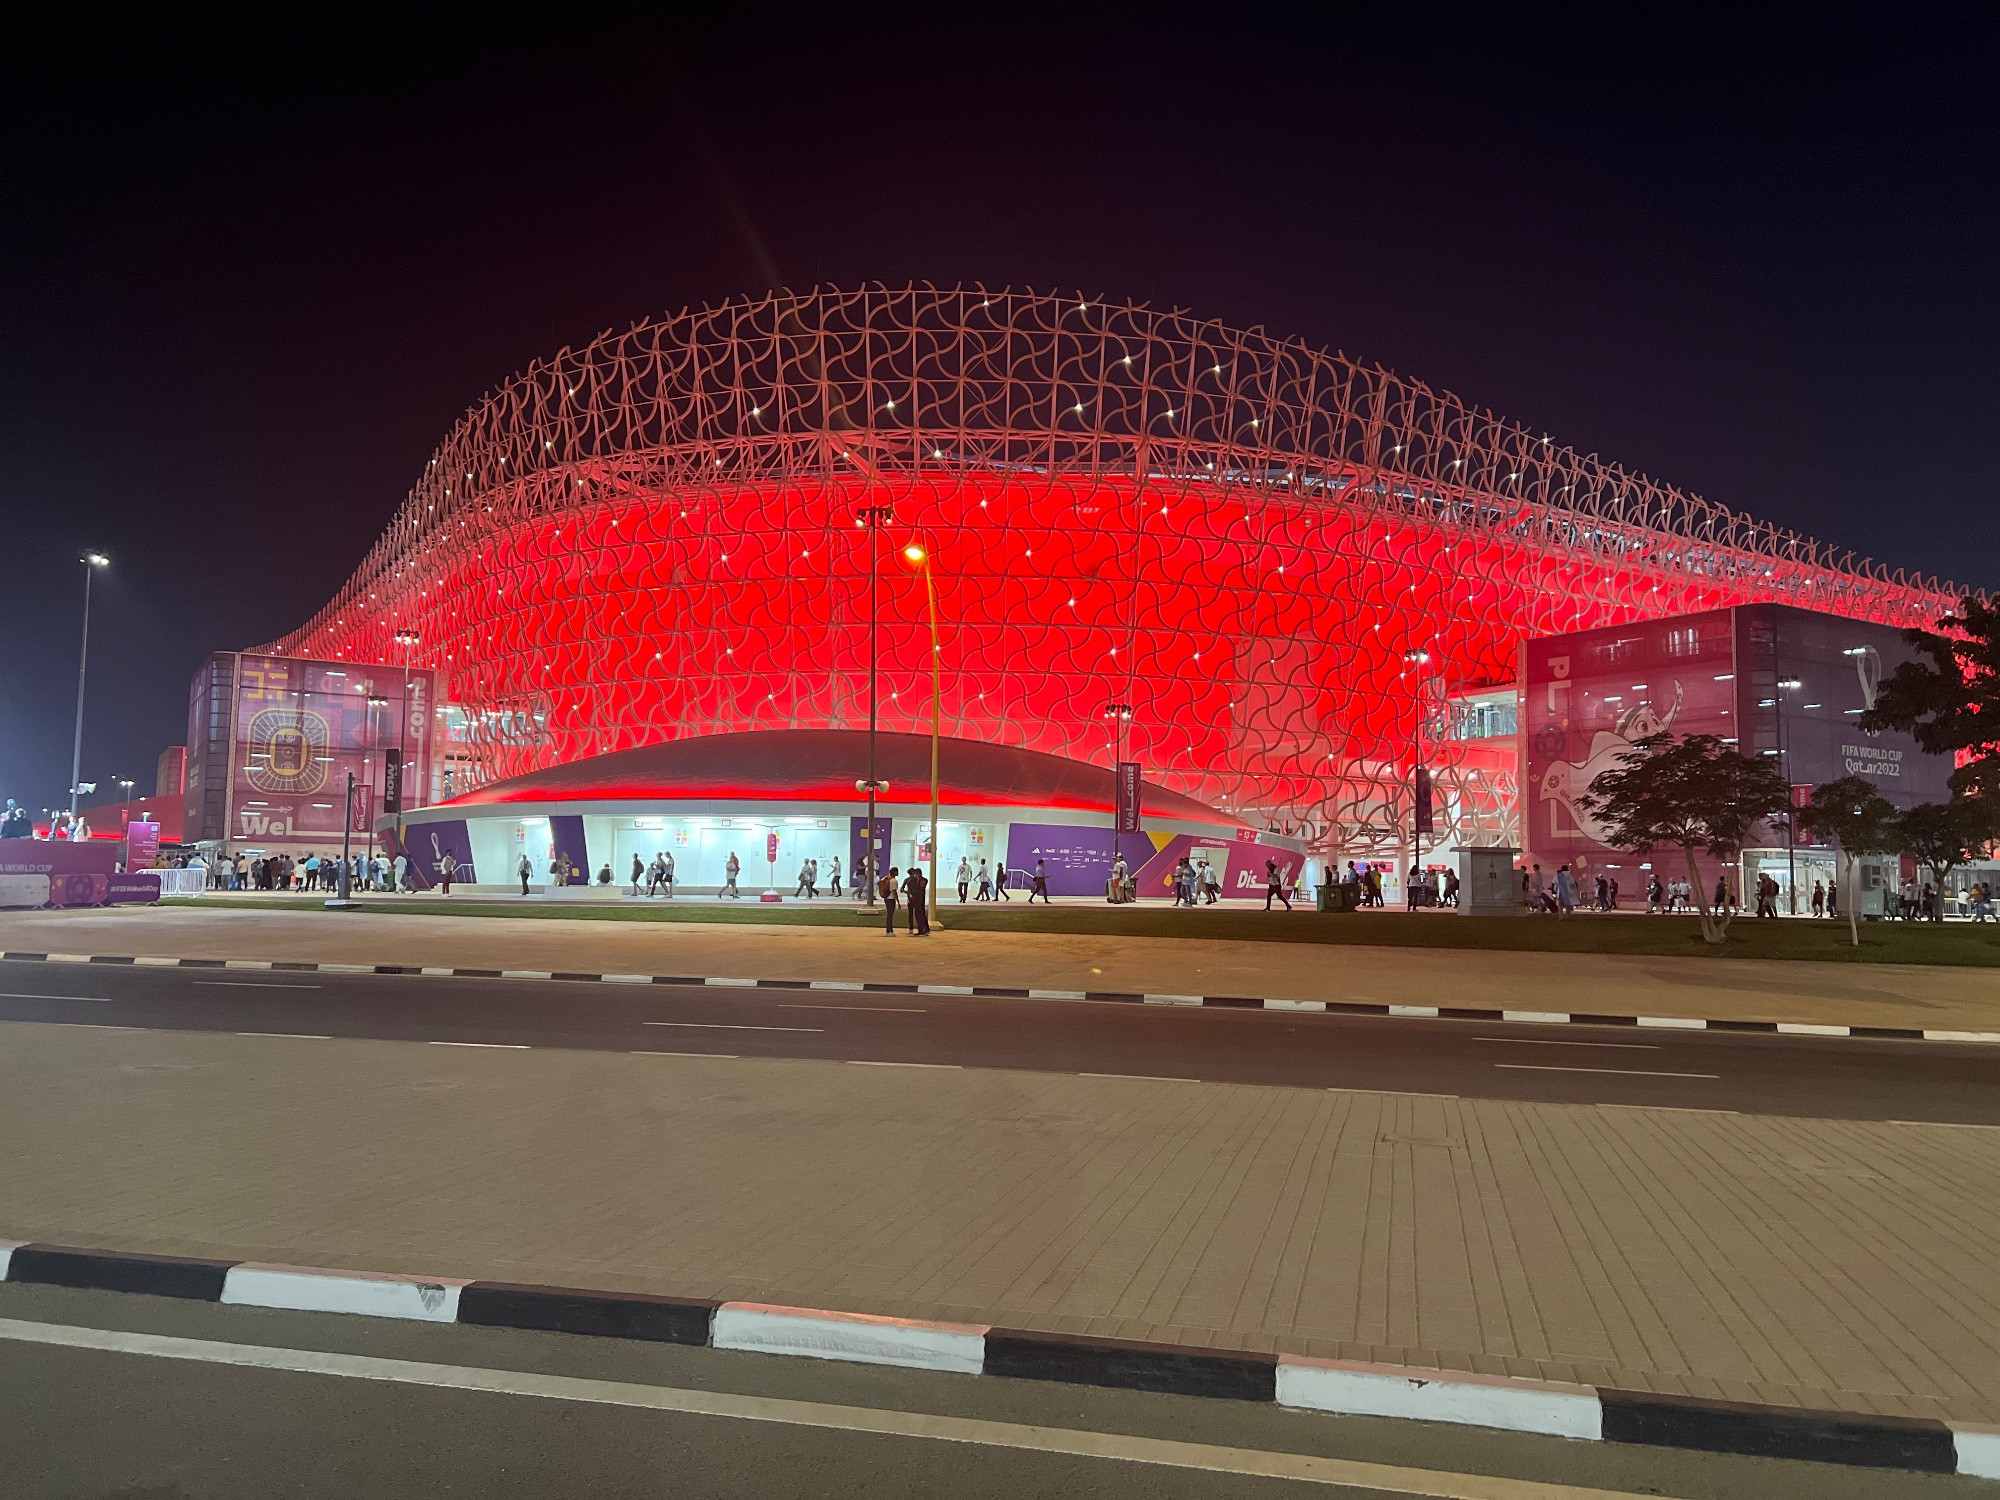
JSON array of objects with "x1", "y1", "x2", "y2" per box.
[{"x1": 206, "y1": 850, "x2": 418, "y2": 893}]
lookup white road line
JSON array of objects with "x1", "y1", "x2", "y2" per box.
[
  {"x1": 644, "y1": 1021, "x2": 823, "y2": 1033},
  {"x1": 237, "y1": 1032, "x2": 333, "y2": 1040},
  {"x1": 1474, "y1": 1037, "x2": 1658, "y2": 1051},
  {"x1": 631, "y1": 1050, "x2": 739, "y2": 1059},
  {"x1": 778, "y1": 1004, "x2": 928, "y2": 1013},
  {"x1": 428, "y1": 1041, "x2": 530, "y2": 1050},
  {"x1": 193, "y1": 981, "x2": 323, "y2": 989},
  {"x1": 845, "y1": 1060, "x2": 961, "y2": 1069},
  {"x1": 0, "y1": 1317, "x2": 1658, "y2": 1498},
  {"x1": 0, "y1": 992, "x2": 113, "y2": 1002},
  {"x1": 1495, "y1": 1063, "x2": 1719, "y2": 1079},
  {"x1": 1079, "y1": 1072, "x2": 1200, "y2": 1084},
  {"x1": 1329, "y1": 1088, "x2": 1459, "y2": 1100}
]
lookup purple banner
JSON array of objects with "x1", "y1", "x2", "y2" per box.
[
  {"x1": 1004, "y1": 823, "x2": 1113, "y2": 896},
  {"x1": 549, "y1": 814, "x2": 590, "y2": 884},
  {"x1": 405, "y1": 820, "x2": 477, "y2": 888},
  {"x1": 109, "y1": 873, "x2": 161, "y2": 905},
  {"x1": 0, "y1": 839, "x2": 117, "y2": 878},
  {"x1": 126, "y1": 821, "x2": 161, "y2": 869},
  {"x1": 1116, "y1": 762, "x2": 1142, "y2": 835}
]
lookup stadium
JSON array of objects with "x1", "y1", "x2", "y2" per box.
[{"x1": 258, "y1": 284, "x2": 1971, "y2": 871}]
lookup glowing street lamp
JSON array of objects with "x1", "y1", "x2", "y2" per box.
[
  {"x1": 904, "y1": 542, "x2": 942, "y2": 925},
  {"x1": 69, "y1": 552, "x2": 109, "y2": 820}
]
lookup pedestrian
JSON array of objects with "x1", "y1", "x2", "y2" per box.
[
  {"x1": 1594, "y1": 873, "x2": 1609, "y2": 912},
  {"x1": 807, "y1": 857, "x2": 820, "y2": 898},
  {"x1": 723, "y1": 851, "x2": 741, "y2": 898},
  {"x1": 1200, "y1": 860, "x2": 1220, "y2": 904},
  {"x1": 1264, "y1": 857, "x2": 1292, "y2": 911},
  {"x1": 796, "y1": 858, "x2": 813, "y2": 898},
  {"x1": 903, "y1": 865, "x2": 930, "y2": 935},
  {"x1": 1713, "y1": 875, "x2": 1728, "y2": 913},
  {"x1": 1529, "y1": 863, "x2": 1547, "y2": 914},
  {"x1": 879, "y1": 865, "x2": 900, "y2": 934},
  {"x1": 1107, "y1": 853, "x2": 1130, "y2": 903},
  {"x1": 994, "y1": 857, "x2": 1012, "y2": 901},
  {"x1": 597, "y1": 862, "x2": 613, "y2": 885},
  {"x1": 662, "y1": 849, "x2": 675, "y2": 897},
  {"x1": 439, "y1": 850, "x2": 458, "y2": 896},
  {"x1": 1443, "y1": 868, "x2": 1460, "y2": 908},
  {"x1": 1606, "y1": 876, "x2": 1618, "y2": 911},
  {"x1": 518, "y1": 852, "x2": 533, "y2": 895},
  {"x1": 976, "y1": 859, "x2": 993, "y2": 900},
  {"x1": 1406, "y1": 864, "x2": 1421, "y2": 909},
  {"x1": 1811, "y1": 880, "x2": 1825, "y2": 917},
  {"x1": 1027, "y1": 858, "x2": 1050, "y2": 903},
  {"x1": 1554, "y1": 863, "x2": 1573, "y2": 919},
  {"x1": 828, "y1": 855, "x2": 842, "y2": 898},
  {"x1": 956, "y1": 856, "x2": 972, "y2": 903},
  {"x1": 630, "y1": 854, "x2": 644, "y2": 896}
]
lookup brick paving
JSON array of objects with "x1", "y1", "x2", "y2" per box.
[
  {"x1": 0, "y1": 1021, "x2": 1992, "y2": 1423},
  {"x1": 3, "y1": 904, "x2": 1998, "y2": 1031}
]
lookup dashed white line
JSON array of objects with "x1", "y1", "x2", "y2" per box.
[
  {"x1": 1079, "y1": 1072, "x2": 1200, "y2": 1083},
  {"x1": 846, "y1": 1060, "x2": 961, "y2": 1070},
  {"x1": 237, "y1": 1032, "x2": 332, "y2": 1040},
  {"x1": 1475, "y1": 1036, "x2": 1658, "y2": 1051},
  {"x1": 631, "y1": 1050, "x2": 738, "y2": 1059},
  {"x1": 777, "y1": 1004, "x2": 927, "y2": 1014},
  {"x1": 194, "y1": 981, "x2": 323, "y2": 990},
  {"x1": 644, "y1": 1021, "x2": 823, "y2": 1033},
  {"x1": 428, "y1": 1040, "x2": 530, "y2": 1050},
  {"x1": 0, "y1": 992, "x2": 113, "y2": 1002}
]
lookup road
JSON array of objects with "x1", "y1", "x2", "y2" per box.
[
  {"x1": 0, "y1": 1283, "x2": 1958, "y2": 1500},
  {"x1": 1, "y1": 957, "x2": 1993, "y2": 1122}
]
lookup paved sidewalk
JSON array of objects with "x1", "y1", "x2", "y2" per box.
[
  {"x1": 4, "y1": 904, "x2": 1999, "y2": 1031},
  {"x1": 0, "y1": 1021, "x2": 1992, "y2": 1425}
]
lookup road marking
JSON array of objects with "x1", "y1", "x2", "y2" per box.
[
  {"x1": 1475, "y1": 1037, "x2": 1658, "y2": 1051},
  {"x1": 0, "y1": 1317, "x2": 1657, "y2": 1498},
  {"x1": 427, "y1": 1041, "x2": 530, "y2": 1049},
  {"x1": 1330, "y1": 1088, "x2": 1459, "y2": 1100},
  {"x1": 1079, "y1": 1072, "x2": 1200, "y2": 1084},
  {"x1": 632, "y1": 1050, "x2": 738, "y2": 1059},
  {"x1": 237, "y1": 1032, "x2": 333, "y2": 1040},
  {"x1": 0, "y1": 992, "x2": 113, "y2": 1002},
  {"x1": 644, "y1": 1021, "x2": 823, "y2": 1033},
  {"x1": 1495, "y1": 1064, "x2": 1719, "y2": 1079},
  {"x1": 845, "y1": 1060, "x2": 961, "y2": 1069},
  {"x1": 778, "y1": 1004, "x2": 928, "y2": 1014},
  {"x1": 194, "y1": 981, "x2": 323, "y2": 989}
]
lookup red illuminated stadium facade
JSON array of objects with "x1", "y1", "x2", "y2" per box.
[{"x1": 261, "y1": 284, "x2": 1975, "y2": 859}]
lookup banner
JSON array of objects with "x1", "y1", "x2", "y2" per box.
[
  {"x1": 383, "y1": 747, "x2": 403, "y2": 815},
  {"x1": 1414, "y1": 768, "x2": 1434, "y2": 836},
  {"x1": 126, "y1": 820, "x2": 161, "y2": 869},
  {"x1": 1115, "y1": 762, "x2": 1142, "y2": 834}
]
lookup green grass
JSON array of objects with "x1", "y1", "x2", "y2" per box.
[{"x1": 158, "y1": 897, "x2": 2000, "y2": 966}]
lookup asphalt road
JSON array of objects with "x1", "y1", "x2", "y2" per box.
[
  {"x1": 0, "y1": 1284, "x2": 1964, "y2": 1500},
  {"x1": 1, "y1": 959, "x2": 1993, "y2": 1122}
]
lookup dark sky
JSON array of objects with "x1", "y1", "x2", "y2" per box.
[{"x1": 2, "y1": 10, "x2": 1995, "y2": 811}]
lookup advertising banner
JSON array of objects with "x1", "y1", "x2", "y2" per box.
[
  {"x1": 1004, "y1": 823, "x2": 1112, "y2": 897},
  {"x1": 126, "y1": 821, "x2": 161, "y2": 869},
  {"x1": 1414, "y1": 768, "x2": 1434, "y2": 836},
  {"x1": 229, "y1": 655, "x2": 437, "y2": 845},
  {"x1": 0, "y1": 839, "x2": 117, "y2": 878},
  {"x1": 383, "y1": 747, "x2": 403, "y2": 816},
  {"x1": 109, "y1": 873, "x2": 161, "y2": 905},
  {"x1": 404, "y1": 819, "x2": 477, "y2": 888},
  {"x1": 1115, "y1": 762, "x2": 1142, "y2": 834}
]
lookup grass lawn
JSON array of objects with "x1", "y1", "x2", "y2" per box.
[{"x1": 161, "y1": 897, "x2": 2000, "y2": 967}]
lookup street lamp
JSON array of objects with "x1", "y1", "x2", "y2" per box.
[
  {"x1": 392, "y1": 629, "x2": 420, "y2": 853},
  {"x1": 1403, "y1": 648, "x2": 1435, "y2": 903},
  {"x1": 904, "y1": 542, "x2": 942, "y2": 924},
  {"x1": 1103, "y1": 700, "x2": 1133, "y2": 894},
  {"x1": 1776, "y1": 675, "x2": 1803, "y2": 914},
  {"x1": 69, "y1": 552, "x2": 109, "y2": 820},
  {"x1": 856, "y1": 504, "x2": 893, "y2": 904}
]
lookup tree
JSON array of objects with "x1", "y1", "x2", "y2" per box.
[
  {"x1": 1896, "y1": 797, "x2": 2000, "y2": 920},
  {"x1": 1800, "y1": 776, "x2": 1902, "y2": 946},
  {"x1": 1576, "y1": 733, "x2": 1791, "y2": 944},
  {"x1": 1860, "y1": 596, "x2": 2000, "y2": 798}
]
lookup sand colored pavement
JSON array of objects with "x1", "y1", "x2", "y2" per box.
[
  {"x1": 0, "y1": 1020, "x2": 1993, "y2": 1424},
  {"x1": 3, "y1": 903, "x2": 1999, "y2": 1030}
]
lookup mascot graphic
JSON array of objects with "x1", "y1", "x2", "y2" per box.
[{"x1": 1537, "y1": 683, "x2": 1683, "y2": 844}]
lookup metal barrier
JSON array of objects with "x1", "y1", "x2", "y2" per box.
[{"x1": 153, "y1": 868, "x2": 209, "y2": 897}]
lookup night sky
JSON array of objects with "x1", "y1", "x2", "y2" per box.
[{"x1": 2, "y1": 12, "x2": 1994, "y2": 811}]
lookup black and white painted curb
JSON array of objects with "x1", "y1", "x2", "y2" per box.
[
  {"x1": 0, "y1": 1239, "x2": 1991, "y2": 1476},
  {"x1": 3, "y1": 950, "x2": 1997, "y2": 1043}
]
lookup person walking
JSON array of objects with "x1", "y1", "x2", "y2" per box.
[
  {"x1": 993, "y1": 857, "x2": 1012, "y2": 901},
  {"x1": 630, "y1": 854, "x2": 645, "y2": 896},
  {"x1": 662, "y1": 849, "x2": 675, "y2": 897},
  {"x1": 1264, "y1": 857, "x2": 1292, "y2": 911},
  {"x1": 1107, "y1": 853, "x2": 1130, "y2": 903},
  {"x1": 879, "y1": 865, "x2": 900, "y2": 934},
  {"x1": 1554, "y1": 863, "x2": 1573, "y2": 919},
  {"x1": 1811, "y1": 880, "x2": 1825, "y2": 917},
  {"x1": 902, "y1": 865, "x2": 931, "y2": 935},
  {"x1": 439, "y1": 850, "x2": 457, "y2": 897},
  {"x1": 1200, "y1": 859, "x2": 1221, "y2": 905},
  {"x1": 1027, "y1": 858, "x2": 1050, "y2": 903},
  {"x1": 723, "y1": 851, "x2": 741, "y2": 899},
  {"x1": 795, "y1": 858, "x2": 813, "y2": 898},
  {"x1": 807, "y1": 858, "x2": 819, "y2": 898},
  {"x1": 976, "y1": 859, "x2": 993, "y2": 901},
  {"x1": 956, "y1": 856, "x2": 972, "y2": 903},
  {"x1": 828, "y1": 855, "x2": 842, "y2": 898}
]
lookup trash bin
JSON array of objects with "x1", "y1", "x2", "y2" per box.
[{"x1": 1319, "y1": 883, "x2": 1359, "y2": 913}]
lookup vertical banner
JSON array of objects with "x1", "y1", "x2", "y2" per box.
[
  {"x1": 383, "y1": 747, "x2": 403, "y2": 816},
  {"x1": 350, "y1": 784, "x2": 373, "y2": 834},
  {"x1": 1414, "y1": 767, "x2": 1434, "y2": 836},
  {"x1": 1791, "y1": 783, "x2": 1815, "y2": 845},
  {"x1": 125, "y1": 821, "x2": 161, "y2": 869},
  {"x1": 1115, "y1": 761, "x2": 1142, "y2": 834}
]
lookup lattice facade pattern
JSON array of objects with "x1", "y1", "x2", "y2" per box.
[{"x1": 265, "y1": 285, "x2": 1974, "y2": 853}]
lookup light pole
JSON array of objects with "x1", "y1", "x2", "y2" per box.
[
  {"x1": 1103, "y1": 700, "x2": 1133, "y2": 894},
  {"x1": 857, "y1": 504, "x2": 893, "y2": 903},
  {"x1": 393, "y1": 629, "x2": 420, "y2": 856},
  {"x1": 69, "y1": 552, "x2": 109, "y2": 820},
  {"x1": 1403, "y1": 648, "x2": 1434, "y2": 904},
  {"x1": 904, "y1": 542, "x2": 942, "y2": 925},
  {"x1": 326, "y1": 771, "x2": 357, "y2": 909},
  {"x1": 1776, "y1": 675, "x2": 1802, "y2": 914}
]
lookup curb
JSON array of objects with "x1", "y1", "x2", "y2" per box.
[
  {"x1": 4, "y1": 950, "x2": 1996, "y2": 1043},
  {"x1": 0, "y1": 1238, "x2": 1989, "y2": 1476}
]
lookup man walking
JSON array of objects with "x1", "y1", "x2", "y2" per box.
[
  {"x1": 828, "y1": 855, "x2": 842, "y2": 898},
  {"x1": 518, "y1": 852, "x2": 532, "y2": 895},
  {"x1": 1265, "y1": 857, "x2": 1292, "y2": 911},
  {"x1": 956, "y1": 856, "x2": 971, "y2": 903},
  {"x1": 439, "y1": 850, "x2": 457, "y2": 897},
  {"x1": 723, "y1": 851, "x2": 741, "y2": 899},
  {"x1": 993, "y1": 857, "x2": 1011, "y2": 901},
  {"x1": 879, "y1": 865, "x2": 900, "y2": 934},
  {"x1": 1027, "y1": 858, "x2": 1050, "y2": 903},
  {"x1": 903, "y1": 864, "x2": 930, "y2": 935}
]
